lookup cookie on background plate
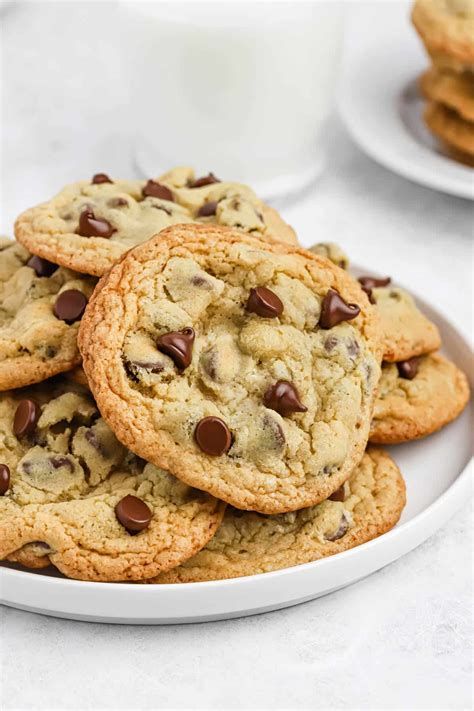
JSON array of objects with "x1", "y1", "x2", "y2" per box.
[
  {"x1": 14, "y1": 166, "x2": 297, "y2": 277},
  {"x1": 412, "y1": 0, "x2": 474, "y2": 73},
  {"x1": 154, "y1": 448, "x2": 406, "y2": 583},
  {"x1": 420, "y1": 67, "x2": 474, "y2": 122},
  {"x1": 358, "y1": 278, "x2": 441, "y2": 363},
  {"x1": 424, "y1": 101, "x2": 474, "y2": 157},
  {"x1": 370, "y1": 352, "x2": 470, "y2": 444},
  {"x1": 0, "y1": 237, "x2": 96, "y2": 391},
  {"x1": 79, "y1": 223, "x2": 381, "y2": 514},
  {"x1": 0, "y1": 376, "x2": 225, "y2": 581}
]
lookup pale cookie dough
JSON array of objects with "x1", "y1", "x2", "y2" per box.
[
  {"x1": 371, "y1": 286, "x2": 441, "y2": 362},
  {"x1": 0, "y1": 376, "x2": 225, "y2": 581},
  {"x1": 14, "y1": 167, "x2": 297, "y2": 277},
  {"x1": 308, "y1": 242, "x2": 350, "y2": 270},
  {"x1": 0, "y1": 237, "x2": 96, "y2": 391},
  {"x1": 79, "y1": 224, "x2": 381, "y2": 514},
  {"x1": 370, "y1": 352, "x2": 470, "y2": 444},
  {"x1": 154, "y1": 448, "x2": 406, "y2": 582},
  {"x1": 424, "y1": 101, "x2": 474, "y2": 157},
  {"x1": 412, "y1": 0, "x2": 474, "y2": 72},
  {"x1": 420, "y1": 67, "x2": 474, "y2": 121}
]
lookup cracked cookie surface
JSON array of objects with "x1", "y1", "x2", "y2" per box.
[
  {"x1": 79, "y1": 224, "x2": 381, "y2": 514},
  {"x1": 371, "y1": 286, "x2": 441, "y2": 362},
  {"x1": 370, "y1": 352, "x2": 470, "y2": 444},
  {"x1": 0, "y1": 237, "x2": 96, "y2": 391},
  {"x1": 154, "y1": 448, "x2": 406, "y2": 582},
  {"x1": 412, "y1": 0, "x2": 474, "y2": 72},
  {"x1": 0, "y1": 376, "x2": 224, "y2": 581},
  {"x1": 14, "y1": 167, "x2": 297, "y2": 277}
]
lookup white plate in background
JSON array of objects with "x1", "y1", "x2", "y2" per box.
[
  {"x1": 1, "y1": 267, "x2": 472, "y2": 624},
  {"x1": 338, "y1": 1, "x2": 473, "y2": 200}
]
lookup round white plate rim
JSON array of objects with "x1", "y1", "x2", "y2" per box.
[
  {"x1": 1, "y1": 269, "x2": 472, "y2": 624},
  {"x1": 338, "y1": 11, "x2": 473, "y2": 200}
]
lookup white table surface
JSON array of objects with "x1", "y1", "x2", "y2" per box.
[{"x1": 0, "y1": 3, "x2": 472, "y2": 710}]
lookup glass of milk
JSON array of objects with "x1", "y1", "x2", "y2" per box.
[{"x1": 121, "y1": 1, "x2": 344, "y2": 200}]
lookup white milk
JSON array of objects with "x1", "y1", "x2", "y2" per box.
[{"x1": 121, "y1": 2, "x2": 344, "y2": 198}]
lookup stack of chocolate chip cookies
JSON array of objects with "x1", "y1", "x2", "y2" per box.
[
  {"x1": 0, "y1": 168, "x2": 469, "y2": 583},
  {"x1": 412, "y1": 0, "x2": 474, "y2": 163}
]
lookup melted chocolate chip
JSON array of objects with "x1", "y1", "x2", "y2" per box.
[
  {"x1": 195, "y1": 417, "x2": 232, "y2": 456},
  {"x1": 0, "y1": 464, "x2": 10, "y2": 495},
  {"x1": 324, "y1": 335, "x2": 338, "y2": 352},
  {"x1": 53, "y1": 289, "x2": 88, "y2": 324},
  {"x1": 319, "y1": 290, "x2": 360, "y2": 329},
  {"x1": 91, "y1": 173, "x2": 113, "y2": 184},
  {"x1": 128, "y1": 360, "x2": 164, "y2": 375},
  {"x1": 262, "y1": 414, "x2": 286, "y2": 450},
  {"x1": 142, "y1": 180, "x2": 174, "y2": 201},
  {"x1": 107, "y1": 197, "x2": 129, "y2": 208},
  {"x1": 13, "y1": 399, "x2": 41, "y2": 437},
  {"x1": 115, "y1": 495, "x2": 153, "y2": 534},
  {"x1": 328, "y1": 484, "x2": 346, "y2": 502},
  {"x1": 197, "y1": 200, "x2": 218, "y2": 217},
  {"x1": 50, "y1": 456, "x2": 74, "y2": 472},
  {"x1": 27, "y1": 255, "x2": 58, "y2": 278},
  {"x1": 397, "y1": 357, "x2": 420, "y2": 380},
  {"x1": 246, "y1": 287, "x2": 283, "y2": 319},
  {"x1": 358, "y1": 275, "x2": 391, "y2": 304},
  {"x1": 325, "y1": 513, "x2": 349, "y2": 541},
  {"x1": 76, "y1": 209, "x2": 115, "y2": 238},
  {"x1": 191, "y1": 173, "x2": 220, "y2": 188},
  {"x1": 156, "y1": 328, "x2": 195, "y2": 370},
  {"x1": 264, "y1": 381, "x2": 307, "y2": 417},
  {"x1": 347, "y1": 339, "x2": 360, "y2": 358},
  {"x1": 85, "y1": 429, "x2": 108, "y2": 457}
]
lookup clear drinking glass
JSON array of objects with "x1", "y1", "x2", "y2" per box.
[{"x1": 121, "y1": 1, "x2": 344, "y2": 200}]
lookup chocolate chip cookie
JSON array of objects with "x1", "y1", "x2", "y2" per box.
[
  {"x1": 79, "y1": 224, "x2": 381, "y2": 514},
  {"x1": 424, "y1": 101, "x2": 474, "y2": 157},
  {"x1": 370, "y1": 352, "x2": 470, "y2": 444},
  {"x1": 15, "y1": 167, "x2": 297, "y2": 277},
  {"x1": 358, "y1": 277, "x2": 441, "y2": 362},
  {"x1": 412, "y1": 0, "x2": 474, "y2": 73},
  {"x1": 154, "y1": 447, "x2": 406, "y2": 582},
  {"x1": 420, "y1": 67, "x2": 474, "y2": 122},
  {"x1": 0, "y1": 376, "x2": 225, "y2": 581},
  {"x1": 0, "y1": 237, "x2": 96, "y2": 391}
]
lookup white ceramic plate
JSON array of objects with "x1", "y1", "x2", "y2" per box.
[
  {"x1": 338, "y1": 2, "x2": 473, "y2": 200},
  {"x1": 0, "y1": 271, "x2": 472, "y2": 624}
]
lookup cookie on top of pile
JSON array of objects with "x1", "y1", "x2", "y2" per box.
[
  {"x1": 412, "y1": 0, "x2": 474, "y2": 164},
  {"x1": 0, "y1": 168, "x2": 469, "y2": 583}
]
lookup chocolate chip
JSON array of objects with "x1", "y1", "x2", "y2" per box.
[
  {"x1": 197, "y1": 200, "x2": 218, "y2": 217},
  {"x1": 347, "y1": 339, "x2": 360, "y2": 358},
  {"x1": 13, "y1": 399, "x2": 41, "y2": 437},
  {"x1": 156, "y1": 328, "x2": 195, "y2": 370},
  {"x1": 142, "y1": 180, "x2": 174, "y2": 201},
  {"x1": 324, "y1": 335, "x2": 338, "y2": 352},
  {"x1": 246, "y1": 287, "x2": 283, "y2": 318},
  {"x1": 319, "y1": 289, "x2": 360, "y2": 329},
  {"x1": 49, "y1": 456, "x2": 74, "y2": 472},
  {"x1": 0, "y1": 464, "x2": 10, "y2": 495},
  {"x1": 397, "y1": 357, "x2": 420, "y2": 380},
  {"x1": 328, "y1": 484, "x2": 346, "y2": 502},
  {"x1": 53, "y1": 289, "x2": 88, "y2": 324},
  {"x1": 195, "y1": 417, "x2": 232, "y2": 456},
  {"x1": 91, "y1": 173, "x2": 113, "y2": 184},
  {"x1": 76, "y1": 209, "x2": 115, "y2": 238},
  {"x1": 262, "y1": 414, "x2": 286, "y2": 450},
  {"x1": 326, "y1": 513, "x2": 349, "y2": 541},
  {"x1": 264, "y1": 381, "x2": 307, "y2": 417},
  {"x1": 115, "y1": 495, "x2": 152, "y2": 534},
  {"x1": 108, "y1": 197, "x2": 129, "y2": 208},
  {"x1": 27, "y1": 255, "x2": 58, "y2": 278},
  {"x1": 358, "y1": 275, "x2": 391, "y2": 290},
  {"x1": 128, "y1": 360, "x2": 164, "y2": 375},
  {"x1": 191, "y1": 173, "x2": 220, "y2": 188},
  {"x1": 358, "y1": 275, "x2": 391, "y2": 304},
  {"x1": 151, "y1": 204, "x2": 172, "y2": 215}
]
